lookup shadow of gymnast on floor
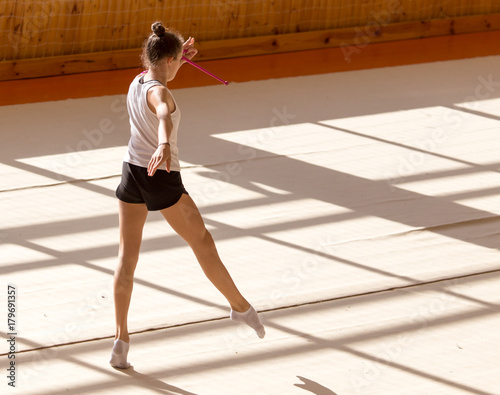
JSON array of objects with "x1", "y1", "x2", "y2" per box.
[
  {"x1": 113, "y1": 366, "x2": 198, "y2": 395},
  {"x1": 295, "y1": 375, "x2": 338, "y2": 395}
]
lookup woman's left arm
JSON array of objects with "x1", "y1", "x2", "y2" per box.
[{"x1": 147, "y1": 86, "x2": 173, "y2": 176}]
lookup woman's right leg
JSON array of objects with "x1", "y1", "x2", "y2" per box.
[
  {"x1": 113, "y1": 200, "x2": 148, "y2": 343},
  {"x1": 160, "y1": 194, "x2": 265, "y2": 338}
]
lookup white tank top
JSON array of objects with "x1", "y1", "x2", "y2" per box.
[{"x1": 124, "y1": 74, "x2": 181, "y2": 171}]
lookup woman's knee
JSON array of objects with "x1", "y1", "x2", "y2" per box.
[
  {"x1": 117, "y1": 253, "x2": 139, "y2": 275},
  {"x1": 190, "y1": 227, "x2": 216, "y2": 253}
]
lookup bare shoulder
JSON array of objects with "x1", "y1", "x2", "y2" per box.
[
  {"x1": 147, "y1": 85, "x2": 174, "y2": 114},
  {"x1": 147, "y1": 84, "x2": 168, "y2": 102}
]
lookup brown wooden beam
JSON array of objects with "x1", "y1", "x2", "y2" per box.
[{"x1": 0, "y1": 30, "x2": 499, "y2": 107}]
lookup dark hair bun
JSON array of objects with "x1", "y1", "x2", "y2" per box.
[{"x1": 152, "y1": 22, "x2": 165, "y2": 37}]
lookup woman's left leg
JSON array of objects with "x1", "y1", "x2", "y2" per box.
[{"x1": 110, "y1": 200, "x2": 148, "y2": 368}]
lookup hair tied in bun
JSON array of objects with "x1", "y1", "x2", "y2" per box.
[
  {"x1": 142, "y1": 22, "x2": 183, "y2": 68},
  {"x1": 152, "y1": 22, "x2": 166, "y2": 37}
]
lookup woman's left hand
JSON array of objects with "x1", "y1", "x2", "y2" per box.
[
  {"x1": 182, "y1": 37, "x2": 198, "y2": 63},
  {"x1": 147, "y1": 144, "x2": 171, "y2": 176}
]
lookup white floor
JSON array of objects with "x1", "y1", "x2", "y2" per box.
[{"x1": 1, "y1": 56, "x2": 500, "y2": 394}]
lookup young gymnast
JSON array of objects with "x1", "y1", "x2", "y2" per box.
[{"x1": 110, "y1": 22, "x2": 265, "y2": 369}]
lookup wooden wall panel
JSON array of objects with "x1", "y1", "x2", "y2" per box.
[{"x1": 1, "y1": 0, "x2": 500, "y2": 80}]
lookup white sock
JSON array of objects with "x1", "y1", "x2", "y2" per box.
[
  {"x1": 109, "y1": 339, "x2": 131, "y2": 369},
  {"x1": 230, "y1": 306, "x2": 265, "y2": 339}
]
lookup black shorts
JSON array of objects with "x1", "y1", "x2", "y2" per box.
[{"x1": 115, "y1": 162, "x2": 188, "y2": 211}]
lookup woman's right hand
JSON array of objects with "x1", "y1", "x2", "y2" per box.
[
  {"x1": 147, "y1": 144, "x2": 171, "y2": 176},
  {"x1": 181, "y1": 37, "x2": 197, "y2": 63}
]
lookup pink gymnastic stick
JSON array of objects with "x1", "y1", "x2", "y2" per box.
[{"x1": 182, "y1": 56, "x2": 229, "y2": 85}]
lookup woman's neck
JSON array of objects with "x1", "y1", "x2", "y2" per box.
[{"x1": 145, "y1": 66, "x2": 168, "y2": 86}]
